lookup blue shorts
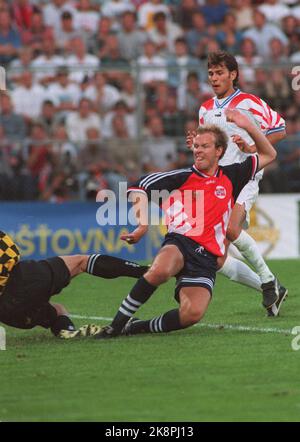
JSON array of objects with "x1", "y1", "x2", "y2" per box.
[{"x1": 162, "y1": 233, "x2": 217, "y2": 302}]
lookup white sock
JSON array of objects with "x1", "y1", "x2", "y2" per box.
[
  {"x1": 232, "y1": 230, "x2": 274, "y2": 284},
  {"x1": 218, "y1": 256, "x2": 262, "y2": 292}
]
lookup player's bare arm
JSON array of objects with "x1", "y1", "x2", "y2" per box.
[
  {"x1": 231, "y1": 135, "x2": 256, "y2": 154},
  {"x1": 266, "y1": 129, "x2": 286, "y2": 145},
  {"x1": 225, "y1": 109, "x2": 277, "y2": 170},
  {"x1": 237, "y1": 130, "x2": 286, "y2": 155},
  {"x1": 120, "y1": 191, "x2": 149, "y2": 244}
]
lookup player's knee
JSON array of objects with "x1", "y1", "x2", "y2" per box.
[
  {"x1": 78, "y1": 255, "x2": 89, "y2": 272},
  {"x1": 145, "y1": 267, "x2": 172, "y2": 286},
  {"x1": 70, "y1": 255, "x2": 88, "y2": 272},
  {"x1": 180, "y1": 303, "x2": 204, "y2": 326},
  {"x1": 188, "y1": 306, "x2": 204, "y2": 325}
]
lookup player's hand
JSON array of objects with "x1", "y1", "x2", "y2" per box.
[
  {"x1": 186, "y1": 130, "x2": 196, "y2": 149},
  {"x1": 225, "y1": 109, "x2": 251, "y2": 130},
  {"x1": 231, "y1": 135, "x2": 256, "y2": 153},
  {"x1": 120, "y1": 226, "x2": 148, "y2": 244}
]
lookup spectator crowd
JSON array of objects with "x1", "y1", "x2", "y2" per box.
[{"x1": 1, "y1": 0, "x2": 300, "y2": 201}]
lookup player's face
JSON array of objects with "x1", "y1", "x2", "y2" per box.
[
  {"x1": 192, "y1": 132, "x2": 222, "y2": 173},
  {"x1": 208, "y1": 64, "x2": 237, "y2": 98}
]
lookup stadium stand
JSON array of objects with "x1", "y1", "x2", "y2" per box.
[{"x1": 0, "y1": 0, "x2": 300, "y2": 201}]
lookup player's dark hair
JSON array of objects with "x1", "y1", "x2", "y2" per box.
[
  {"x1": 175, "y1": 37, "x2": 187, "y2": 46},
  {"x1": 121, "y1": 10, "x2": 137, "y2": 20},
  {"x1": 153, "y1": 11, "x2": 166, "y2": 21},
  {"x1": 207, "y1": 51, "x2": 239, "y2": 87},
  {"x1": 196, "y1": 124, "x2": 228, "y2": 159}
]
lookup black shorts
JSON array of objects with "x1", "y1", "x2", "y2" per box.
[
  {"x1": 162, "y1": 233, "x2": 217, "y2": 302},
  {"x1": 0, "y1": 257, "x2": 71, "y2": 330}
]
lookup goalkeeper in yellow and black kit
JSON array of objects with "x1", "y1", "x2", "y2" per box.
[{"x1": 0, "y1": 231, "x2": 148, "y2": 338}]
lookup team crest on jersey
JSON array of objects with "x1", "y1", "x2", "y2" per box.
[
  {"x1": 195, "y1": 246, "x2": 205, "y2": 255},
  {"x1": 215, "y1": 185, "x2": 226, "y2": 199}
]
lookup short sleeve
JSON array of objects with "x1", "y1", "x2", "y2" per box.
[{"x1": 127, "y1": 169, "x2": 192, "y2": 199}]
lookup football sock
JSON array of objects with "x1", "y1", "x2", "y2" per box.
[
  {"x1": 232, "y1": 230, "x2": 274, "y2": 284},
  {"x1": 218, "y1": 256, "x2": 262, "y2": 292},
  {"x1": 127, "y1": 309, "x2": 183, "y2": 334},
  {"x1": 86, "y1": 254, "x2": 148, "y2": 279},
  {"x1": 51, "y1": 315, "x2": 76, "y2": 336},
  {"x1": 110, "y1": 277, "x2": 157, "y2": 333}
]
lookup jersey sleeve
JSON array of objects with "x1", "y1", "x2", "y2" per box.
[
  {"x1": 199, "y1": 105, "x2": 206, "y2": 125},
  {"x1": 253, "y1": 97, "x2": 286, "y2": 136},
  {"x1": 263, "y1": 99, "x2": 286, "y2": 136},
  {"x1": 199, "y1": 98, "x2": 214, "y2": 125},
  {"x1": 222, "y1": 155, "x2": 259, "y2": 201},
  {"x1": 127, "y1": 169, "x2": 192, "y2": 199}
]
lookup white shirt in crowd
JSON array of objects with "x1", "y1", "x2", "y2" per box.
[
  {"x1": 83, "y1": 84, "x2": 121, "y2": 112},
  {"x1": 46, "y1": 82, "x2": 81, "y2": 107},
  {"x1": 11, "y1": 84, "x2": 46, "y2": 119},
  {"x1": 66, "y1": 54, "x2": 100, "y2": 83},
  {"x1": 258, "y1": 3, "x2": 291, "y2": 25},
  {"x1": 101, "y1": 0, "x2": 134, "y2": 18},
  {"x1": 243, "y1": 23, "x2": 288, "y2": 57},
  {"x1": 137, "y1": 55, "x2": 168, "y2": 84},
  {"x1": 43, "y1": 2, "x2": 79, "y2": 34},
  {"x1": 119, "y1": 90, "x2": 137, "y2": 110},
  {"x1": 147, "y1": 21, "x2": 183, "y2": 55},
  {"x1": 31, "y1": 55, "x2": 65, "y2": 82},
  {"x1": 66, "y1": 111, "x2": 102, "y2": 144},
  {"x1": 76, "y1": 10, "x2": 100, "y2": 34}
]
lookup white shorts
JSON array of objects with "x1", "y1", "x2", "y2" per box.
[{"x1": 236, "y1": 174, "x2": 261, "y2": 228}]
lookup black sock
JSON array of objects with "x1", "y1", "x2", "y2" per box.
[
  {"x1": 111, "y1": 277, "x2": 157, "y2": 333},
  {"x1": 50, "y1": 315, "x2": 76, "y2": 336},
  {"x1": 86, "y1": 254, "x2": 148, "y2": 279},
  {"x1": 128, "y1": 309, "x2": 183, "y2": 334}
]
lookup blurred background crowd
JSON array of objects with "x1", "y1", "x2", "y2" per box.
[{"x1": 0, "y1": 0, "x2": 300, "y2": 202}]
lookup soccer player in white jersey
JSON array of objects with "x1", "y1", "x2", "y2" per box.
[{"x1": 188, "y1": 51, "x2": 287, "y2": 317}]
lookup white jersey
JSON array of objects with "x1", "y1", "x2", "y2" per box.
[{"x1": 198, "y1": 89, "x2": 286, "y2": 167}]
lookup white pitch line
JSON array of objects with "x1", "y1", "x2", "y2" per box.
[
  {"x1": 70, "y1": 314, "x2": 293, "y2": 335},
  {"x1": 71, "y1": 314, "x2": 113, "y2": 322}
]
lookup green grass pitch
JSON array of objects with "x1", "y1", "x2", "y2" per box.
[{"x1": 1, "y1": 259, "x2": 299, "y2": 422}]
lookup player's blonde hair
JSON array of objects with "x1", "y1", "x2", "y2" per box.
[{"x1": 196, "y1": 124, "x2": 228, "y2": 159}]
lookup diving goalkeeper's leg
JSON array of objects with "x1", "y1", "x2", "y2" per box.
[{"x1": 60, "y1": 254, "x2": 149, "y2": 279}]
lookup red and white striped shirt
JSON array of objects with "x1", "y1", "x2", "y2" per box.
[{"x1": 199, "y1": 89, "x2": 285, "y2": 166}]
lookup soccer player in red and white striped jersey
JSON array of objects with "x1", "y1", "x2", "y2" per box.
[{"x1": 192, "y1": 51, "x2": 287, "y2": 316}]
